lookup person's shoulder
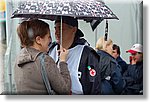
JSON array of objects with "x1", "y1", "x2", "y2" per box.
[
  {"x1": 39, "y1": 52, "x2": 55, "y2": 64},
  {"x1": 83, "y1": 46, "x2": 95, "y2": 52},
  {"x1": 117, "y1": 56, "x2": 126, "y2": 63},
  {"x1": 83, "y1": 46, "x2": 99, "y2": 57},
  {"x1": 98, "y1": 50, "x2": 111, "y2": 61},
  {"x1": 127, "y1": 64, "x2": 136, "y2": 69}
]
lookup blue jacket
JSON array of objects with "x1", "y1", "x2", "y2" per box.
[
  {"x1": 97, "y1": 50, "x2": 126, "y2": 95},
  {"x1": 116, "y1": 56, "x2": 128, "y2": 74},
  {"x1": 122, "y1": 61, "x2": 143, "y2": 95}
]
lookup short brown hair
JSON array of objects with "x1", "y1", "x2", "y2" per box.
[
  {"x1": 113, "y1": 44, "x2": 121, "y2": 55},
  {"x1": 17, "y1": 19, "x2": 50, "y2": 47}
]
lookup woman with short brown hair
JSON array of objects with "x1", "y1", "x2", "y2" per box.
[{"x1": 14, "y1": 19, "x2": 71, "y2": 95}]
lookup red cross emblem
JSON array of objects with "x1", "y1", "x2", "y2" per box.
[{"x1": 90, "y1": 69, "x2": 96, "y2": 77}]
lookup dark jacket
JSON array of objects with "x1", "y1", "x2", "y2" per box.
[
  {"x1": 122, "y1": 61, "x2": 143, "y2": 95},
  {"x1": 71, "y1": 37, "x2": 100, "y2": 94},
  {"x1": 78, "y1": 45, "x2": 100, "y2": 95},
  {"x1": 97, "y1": 50, "x2": 126, "y2": 95},
  {"x1": 116, "y1": 56, "x2": 128, "y2": 74}
]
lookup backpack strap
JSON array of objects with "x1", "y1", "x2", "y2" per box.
[{"x1": 39, "y1": 53, "x2": 55, "y2": 95}]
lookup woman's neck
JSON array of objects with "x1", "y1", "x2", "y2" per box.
[{"x1": 30, "y1": 44, "x2": 42, "y2": 52}]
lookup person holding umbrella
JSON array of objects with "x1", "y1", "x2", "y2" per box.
[
  {"x1": 49, "y1": 16, "x2": 100, "y2": 95},
  {"x1": 14, "y1": 19, "x2": 71, "y2": 95}
]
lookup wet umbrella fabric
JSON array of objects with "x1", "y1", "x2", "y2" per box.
[{"x1": 12, "y1": 0, "x2": 118, "y2": 21}]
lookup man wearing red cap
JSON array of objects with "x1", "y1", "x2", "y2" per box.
[
  {"x1": 122, "y1": 43, "x2": 143, "y2": 95},
  {"x1": 126, "y1": 44, "x2": 143, "y2": 64}
]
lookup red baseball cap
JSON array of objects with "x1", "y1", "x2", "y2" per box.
[{"x1": 126, "y1": 44, "x2": 143, "y2": 54}]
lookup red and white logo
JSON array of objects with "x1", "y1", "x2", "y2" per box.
[{"x1": 90, "y1": 69, "x2": 96, "y2": 77}]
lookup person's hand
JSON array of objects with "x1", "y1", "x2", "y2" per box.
[
  {"x1": 58, "y1": 46, "x2": 69, "y2": 62},
  {"x1": 131, "y1": 56, "x2": 137, "y2": 65}
]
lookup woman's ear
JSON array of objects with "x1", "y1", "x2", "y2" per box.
[{"x1": 35, "y1": 36, "x2": 42, "y2": 45}]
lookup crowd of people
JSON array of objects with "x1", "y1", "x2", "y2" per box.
[{"x1": 13, "y1": 17, "x2": 143, "y2": 95}]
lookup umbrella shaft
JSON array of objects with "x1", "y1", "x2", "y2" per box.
[{"x1": 60, "y1": 16, "x2": 62, "y2": 46}]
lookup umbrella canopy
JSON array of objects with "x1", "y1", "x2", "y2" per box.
[
  {"x1": 12, "y1": 0, "x2": 118, "y2": 45},
  {"x1": 11, "y1": 0, "x2": 118, "y2": 21}
]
